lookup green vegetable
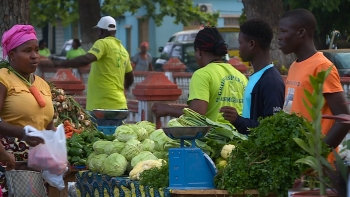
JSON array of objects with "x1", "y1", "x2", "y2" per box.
[
  {"x1": 69, "y1": 147, "x2": 83, "y2": 156},
  {"x1": 70, "y1": 156, "x2": 81, "y2": 164},
  {"x1": 131, "y1": 125, "x2": 148, "y2": 141},
  {"x1": 73, "y1": 159, "x2": 87, "y2": 166},
  {"x1": 130, "y1": 151, "x2": 158, "y2": 167},
  {"x1": 71, "y1": 142, "x2": 83, "y2": 149},
  {"x1": 141, "y1": 139, "x2": 155, "y2": 152},
  {"x1": 167, "y1": 118, "x2": 183, "y2": 127},
  {"x1": 93, "y1": 141, "x2": 112, "y2": 154},
  {"x1": 114, "y1": 124, "x2": 138, "y2": 142},
  {"x1": 139, "y1": 160, "x2": 169, "y2": 188},
  {"x1": 149, "y1": 129, "x2": 172, "y2": 151},
  {"x1": 103, "y1": 141, "x2": 125, "y2": 155},
  {"x1": 153, "y1": 151, "x2": 168, "y2": 160},
  {"x1": 86, "y1": 152, "x2": 97, "y2": 166},
  {"x1": 101, "y1": 153, "x2": 128, "y2": 177},
  {"x1": 214, "y1": 111, "x2": 323, "y2": 196},
  {"x1": 88, "y1": 154, "x2": 108, "y2": 172},
  {"x1": 120, "y1": 139, "x2": 142, "y2": 161},
  {"x1": 136, "y1": 121, "x2": 155, "y2": 135}
]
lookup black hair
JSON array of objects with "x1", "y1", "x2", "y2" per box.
[
  {"x1": 194, "y1": 26, "x2": 228, "y2": 56},
  {"x1": 39, "y1": 39, "x2": 46, "y2": 47},
  {"x1": 281, "y1": 8, "x2": 317, "y2": 35},
  {"x1": 73, "y1": 39, "x2": 81, "y2": 47},
  {"x1": 240, "y1": 19, "x2": 273, "y2": 50}
]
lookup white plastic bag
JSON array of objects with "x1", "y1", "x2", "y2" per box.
[
  {"x1": 27, "y1": 124, "x2": 68, "y2": 175},
  {"x1": 42, "y1": 167, "x2": 68, "y2": 191}
]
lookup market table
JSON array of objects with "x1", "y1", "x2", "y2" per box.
[
  {"x1": 170, "y1": 190, "x2": 277, "y2": 197},
  {"x1": 47, "y1": 168, "x2": 80, "y2": 197}
]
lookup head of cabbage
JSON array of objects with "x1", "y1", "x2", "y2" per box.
[
  {"x1": 141, "y1": 139, "x2": 155, "y2": 152},
  {"x1": 130, "y1": 125, "x2": 148, "y2": 141},
  {"x1": 121, "y1": 139, "x2": 142, "y2": 161},
  {"x1": 149, "y1": 129, "x2": 172, "y2": 151},
  {"x1": 88, "y1": 154, "x2": 108, "y2": 172},
  {"x1": 136, "y1": 121, "x2": 155, "y2": 135},
  {"x1": 114, "y1": 125, "x2": 138, "y2": 142},
  {"x1": 101, "y1": 153, "x2": 128, "y2": 177},
  {"x1": 93, "y1": 141, "x2": 112, "y2": 154},
  {"x1": 104, "y1": 141, "x2": 125, "y2": 155},
  {"x1": 130, "y1": 151, "x2": 158, "y2": 167}
]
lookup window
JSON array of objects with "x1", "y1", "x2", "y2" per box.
[
  {"x1": 220, "y1": 32, "x2": 240, "y2": 50},
  {"x1": 334, "y1": 53, "x2": 350, "y2": 69},
  {"x1": 160, "y1": 44, "x2": 173, "y2": 59},
  {"x1": 171, "y1": 45, "x2": 182, "y2": 59},
  {"x1": 224, "y1": 17, "x2": 239, "y2": 27}
]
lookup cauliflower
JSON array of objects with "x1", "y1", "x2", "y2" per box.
[
  {"x1": 129, "y1": 159, "x2": 165, "y2": 180},
  {"x1": 221, "y1": 144, "x2": 235, "y2": 159}
]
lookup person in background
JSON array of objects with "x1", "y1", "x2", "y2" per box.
[
  {"x1": 152, "y1": 26, "x2": 247, "y2": 125},
  {"x1": 220, "y1": 19, "x2": 285, "y2": 134},
  {"x1": 66, "y1": 39, "x2": 86, "y2": 78},
  {"x1": 53, "y1": 16, "x2": 134, "y2": 121},
  {"x1": 132, "y1": 42, "x2": 153, "y2": 71},
  {"x1": 278, "y1": 9, "x2": 350, "y2": 161},
  {"x1": 1, "y1": 24, "x2": 54, "y2": 196},
  {"x1": 66, "y1": 39, "x2": 86, "y2": 59},
  {"x1": 38, "y1": 39, "x2": 51, "y2": 58}
]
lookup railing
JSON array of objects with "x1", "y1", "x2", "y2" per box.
[{"x1": 39, "y1": 67, "x2": 350, "y2": 126}]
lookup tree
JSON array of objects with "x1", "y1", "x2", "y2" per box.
[
  {"x1": 242, "y1": 0, "x2": 295, "y2": 69},
  {"x1": 0, "y1": 0, "x2": 30, "y2": 59},
  {"x1": 285, "y1": 0, "x2": 350, "y2": 49},
  {"x1": 0, "y1": 0, "x2": 30, "y2": 36},
  {"x1": 30, "y1": 0, "x2": 219, "y2": 50}
]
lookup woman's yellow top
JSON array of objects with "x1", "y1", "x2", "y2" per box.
[{"x1": 0, "y1": 68, "x2": 54, "y2": 130}]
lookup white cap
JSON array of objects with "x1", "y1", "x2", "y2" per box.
[{"x1": 93, "y1": 16, "x2": 117, "y2": 31}]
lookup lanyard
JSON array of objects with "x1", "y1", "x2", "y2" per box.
[{"x1": 8, "y1": 67, "x2": 33, "y2": 87}]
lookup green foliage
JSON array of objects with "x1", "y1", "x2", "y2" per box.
[
  {"x1": 284, "y1": 0, "x2": 350, "y2": 35},
  {"x1": 139, "y1": 160, "x2": 169, "y2": 189},
  {"x1": 30, "y1": 0, "x2": 219, "y2": 27},
  {"x1": 292, "y1": 66, "x2": 332, "y2": 195},
  {"x1": 30, "y1": 0, "x2": 79, "y2": 27},
  {"x1": 214, "y1": 111, "x2": 313, "y2": 197}
]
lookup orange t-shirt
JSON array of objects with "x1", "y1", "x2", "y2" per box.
[{"x1": 283, "y1": 52, "x2": 343, "y2": 162}]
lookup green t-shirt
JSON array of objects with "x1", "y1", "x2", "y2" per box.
[
  {"x1": 66, "y1": 48, "x2": 86, "y2": 59},
  {"x1": 188, "y1": 63, "x2": 248, "y2": 124},
  {"x1": 86, "y1": 37, "x2": 133, "y2": 110},
  {"x1": 38, "y1": 48, "x2": 50, "y2": 57}
]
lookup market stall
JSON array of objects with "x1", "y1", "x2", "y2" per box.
[{"x1": 49, "y1": 86, "x2": 323, "y2": 197}]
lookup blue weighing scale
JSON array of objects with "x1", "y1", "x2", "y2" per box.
[
  {"x1": 91, "y1": 109, "x2": 130, "y2": 135},
  {"x1": 163, "y1": 126, "x2": 217, "y2": 190}
]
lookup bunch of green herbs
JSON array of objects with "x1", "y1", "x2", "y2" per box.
[
  {"x1": 139, "y1": 160, "x2": 169, "y2": 189},
  {"x1": 214, "y1": 111, "x2": 328, "y2": 197}
]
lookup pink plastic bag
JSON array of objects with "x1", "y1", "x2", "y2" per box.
[{"x1": 27, "y1": 124, "x2": 67, "y2": 175}]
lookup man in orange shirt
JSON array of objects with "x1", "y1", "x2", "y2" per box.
[{"x1": 278, "y1": 9, "x2": 350, "y2": 155}]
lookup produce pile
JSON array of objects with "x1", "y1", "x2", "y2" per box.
[
  {"x1": 50, "y1": 83, "x2": 97, "y2": 135},
  {"x1": 66, "y1": 130, "x2": 115, "y2": 166},
  {"x1": 86, "y1": 121, "x2": 170, "y2": 179}
]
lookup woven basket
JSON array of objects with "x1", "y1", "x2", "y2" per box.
[{"x1": 5, "y1": 170, "x2": 47, "y2": 197}]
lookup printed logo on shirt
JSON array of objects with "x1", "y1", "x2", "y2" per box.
[
  {"x1": 273, "y1": 106, "x2": 282, "y2": 114},
  {"x1": 283, "y1": 87, "x2": 295, "y2": 114},
  {"x1": 285, "y1": 80, "x2": 301, "y2": 86},
  {"x1": 216, "y1": 75, "x2": 244, "y2": 103},
  {"x1": 92, "y1": 48, "x2": 100, "y2": 53}
]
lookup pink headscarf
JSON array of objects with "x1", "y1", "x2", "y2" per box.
[
  {"x1": 1, "y1": 25, "x2": 37, "y2": 59},
  {"x1": 140, "y1": 42, "x2": 149, "y2": 48}
]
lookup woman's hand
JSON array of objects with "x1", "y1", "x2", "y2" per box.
[
  {"x1": 151, "y1": 103, "x2": 170, "y2": 117},
  {"x1": 220, "y1": 106, "x2": 239, "y2": 124},
  {"x1": 0, "y1": 145, "x2": 15, "y2": 171},
  {"x1": 25, "y1": 136, "x2": 45, "y2": 147}
]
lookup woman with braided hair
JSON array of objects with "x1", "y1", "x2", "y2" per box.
[{"x1": 152, "y1": 26, "x2": 247, "y2": 125}]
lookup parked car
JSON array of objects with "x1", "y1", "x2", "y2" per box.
[
  {"x1": 320, "y1": 49, "x2": 350, "y2": 77},
  {"x1": 155, "y1": 41, "x2": 197, "y2": 72},
  {"x1": 156, "y1": 27, "x2": 247, "y2": 71}
]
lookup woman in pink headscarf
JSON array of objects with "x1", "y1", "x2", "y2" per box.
[
  {"x1": 131, "y1": 41, "x2": 153, "y2": 71},
  {"x1": 0, "y1": 24, "x2": 55, "y2": 196}
]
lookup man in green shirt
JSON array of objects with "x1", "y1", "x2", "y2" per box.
[{"x1": 53, "y1": 16, "x2": 134, "y2": 111}]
